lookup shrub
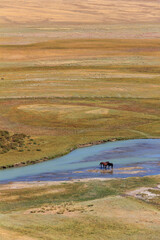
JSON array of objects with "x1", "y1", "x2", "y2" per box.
[
  {"x1": 0, "y1": 130, "x2": 33, "y2": 154},
  {"x1": 19, "y1": 149, "x2": 24, "y2": 152},
  {"x1": 0, "y1": 131, "x2": 9, "y2": 137}
]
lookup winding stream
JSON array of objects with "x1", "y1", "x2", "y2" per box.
[{"x1": 0, "y1": 139, "x2": 160, "y2": 183}]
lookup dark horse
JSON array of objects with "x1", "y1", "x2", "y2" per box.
[
  {"x1": 107, "y1": 162, "x2": 113, "y2": 169},
  {"x1": 99, "y1": 161, "x2": 109, "y2": 169},
  {"x1": 99, "y1": 161, "x2": 113, "y2": 169}
]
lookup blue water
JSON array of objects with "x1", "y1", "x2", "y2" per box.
[{"x1": 0, "y1": 139, "x2": 160, "y2": 183}]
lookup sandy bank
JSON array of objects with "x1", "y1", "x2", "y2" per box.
[{"x1": 0, "y1": 177, "x2": 115, "y2": 190}]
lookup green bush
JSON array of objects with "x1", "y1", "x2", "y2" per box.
[{"x1": 19, "y1": 149, "x2": 24, "y2": 152}]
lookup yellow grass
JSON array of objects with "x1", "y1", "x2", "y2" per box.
[{"x1": 0, "y1": 0, "x2": 160, "y2": 26}]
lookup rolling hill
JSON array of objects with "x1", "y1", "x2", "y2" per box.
[{"x1": 0, "y1": 0, "x2": 160, "y2": 26}]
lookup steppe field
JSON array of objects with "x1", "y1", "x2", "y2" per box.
[{"x1": 0, "y1": 0, "x2": 160, "y2": 239}]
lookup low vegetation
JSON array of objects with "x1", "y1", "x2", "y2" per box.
[
  {"x1": 0, "y1": 176, "x2": 159, "y2": 239},
  {"x1": 0, "y1": 130, "x2": 31, "y2": 154}
]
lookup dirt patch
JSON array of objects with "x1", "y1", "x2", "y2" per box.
[
  {"x1": 126, "y1": 185, "x2": 160, "y2": 200},
  {"x1": 86, "y1": 109, "x2": 109, "y2": 114},
  {"x1": 17, "y1": 104, "x2": 90, "y2": 113}
]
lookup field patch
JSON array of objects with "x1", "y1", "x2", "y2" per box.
[{"x1": 17, "y1": 104, "x2": 110, "y2": 119}]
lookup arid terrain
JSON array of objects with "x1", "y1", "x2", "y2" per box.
[
  {"x1": 0, "y1": 0, "x2": 160, "y2": 239},
  {"x1": 0, "y1": 0, "x2": 160, "y2": 26}
]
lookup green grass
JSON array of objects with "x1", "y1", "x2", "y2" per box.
[
  {"x1": 0, "y1": 176, "x2": 159, "y2": 213},
  {"x1": 0, "y1": 176, "x2": 160, "y2": 240}
]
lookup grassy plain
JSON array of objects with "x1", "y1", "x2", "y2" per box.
[
  {"x1": 0, "y1": 36, "x2": 160, "y2": 167},
  {"x1": 0, "y1": 176, "x2": 160, "y2": 240}
]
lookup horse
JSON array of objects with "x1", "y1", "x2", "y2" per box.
[
  {"x1": 107, "y1": 162, "x2": 113, "y2": 169},
  {"x1": 99, "y1": 161, "x2": 109, "y2": 169},
  {"x1": 99, "y1": 161, "x2": 113, "y2": 169}
]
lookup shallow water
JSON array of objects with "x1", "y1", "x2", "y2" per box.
[{"x1": 0, "y1": 139, "x2": 160, "y2": 183}]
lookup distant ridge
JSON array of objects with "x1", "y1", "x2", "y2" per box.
[{"x1": 0, "y1": 0, "x2": 160, "y2": 26}]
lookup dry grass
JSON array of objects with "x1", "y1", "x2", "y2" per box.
[
  {"x1": 0, "y1": 9, "x2": 159, "y2": 193},
  {"x1": 1, "y1": 39, "x2": 160, "y2": 62},
  {"x1": 0, "y1": 0, "x2": 160, "y2": 26},
  {"x1": 0, "y1": 38, "x2": 160, "y2": 168},
  {"x1": 0, "y1": 2, "x2": 160, "y2": 239},
  {"x1": 0, "y1": 228, "x2": 35, "y2": 240},
  {"x1": 0, "y1": 176, "x2": 160, "y2": 240}
]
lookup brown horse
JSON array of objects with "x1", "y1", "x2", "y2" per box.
[
  {"x1": 107, "y1": 162, "x2": 114, "y2": 169},
  {"x1": 99, "y1": 161, "x2": 113, "y2": 169},
  {"x1": 99, "y1": 161, "x2": 109, "y2": 169}
]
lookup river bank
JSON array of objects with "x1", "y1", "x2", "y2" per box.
[
  {"x1": 0, "y1": 137, "x2": 128, "y2": 170},
  {"x1": 1, "y1": 136, "x2": 159, "y2": 171},
  {"x1": 0, "y1": 177, "x2": 114, "y2": 189}
]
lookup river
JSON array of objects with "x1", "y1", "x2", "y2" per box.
[{"x1": 0, "y1": 139, "x2": 160, "y2": 183}]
